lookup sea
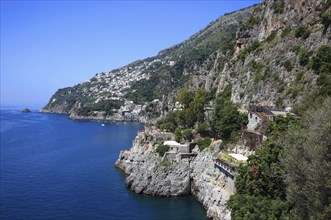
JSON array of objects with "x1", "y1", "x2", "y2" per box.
[{"x1": 0, "y1": 108, "x2": 207, "y2": 220}]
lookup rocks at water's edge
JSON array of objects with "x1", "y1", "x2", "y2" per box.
[
  {"x1": 115, "y1": 133, "x2": 232, "y2": 220},
  {"x1": 21, "y1": 108, "x2": 31, "y2": 112}
]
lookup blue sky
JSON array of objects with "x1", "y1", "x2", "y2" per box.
[{"x1": 1, "y1": 0, "x2": 261, "y2": 109}]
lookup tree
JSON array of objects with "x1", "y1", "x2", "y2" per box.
[
  {"x1": 228, "y1": 141, "x2": 290, "y2": 219},
  {"x1": 190, "y1": 88, "x2": 211, "y2": 123},
  {"x1": 175, "y1": 128, "x2": 182, "y2": 142},
  {"x1": 177, "y1": 88, "x2": 194, "y2": 108},
  {"x1": 312, "y1": 45, "x2": 331, "y2": 96},
  {"x1": 182, "y1": 128, "x2": 193, "y2": 141},
  {"x1": 211, "y1": 100, "x2": 247, "y2": 140},
  {"x1": 279, "y1": 97, "x2": 331, "y2": 219}
]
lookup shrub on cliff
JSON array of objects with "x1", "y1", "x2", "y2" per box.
[
  {"x1": 156, "y1": 144, "x2": 169, "y2": 157},
  {"x1": 299, "y1": 49, "x2": 309, "y2": 66},
  {"x1": 196, "y1": 137, "x2": 212, "y2": 151},
  {"x1": 272, "y1": 0, "x2": 285, "y2": 14},
  {"x1": 295, "y1": 25, "x2": 310, "y2": 39},
  {"x1": 182, "y1": 128, "x2": 193, "y2": 141},
  {"x1": 312, "y1": 45, "x2": 331, "y2": 96},
  {"x1": 321, "y1": 10, "x2": 331, "y2": 30}
]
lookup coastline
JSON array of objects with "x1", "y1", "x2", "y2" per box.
[
  {"x1": 41, "y1": 109, "x2": 232, "y2": 219},
  {"x1": 39, "y1": 109, "x2": 146, "y2": 123},
  {"x1": 114, "y1": 129, "x2": 232, "y2": 220}
]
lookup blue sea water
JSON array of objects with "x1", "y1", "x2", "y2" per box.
[{"x1": 0, "y1": 109, "x2": 207, "y2": 220}]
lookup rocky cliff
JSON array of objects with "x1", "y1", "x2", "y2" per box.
[
  {"x1": 115, "y1": 137, "x2": 191, "y2": 196},
  {"x1": 189, "y1": 0, "x2": 330, "y2": 107},
  {"x1": 115, "y1": 132, "x2": 233, "y2": 220},
  {"x1": 42, "y1": 0, "x2": 330, "y2": 121}
]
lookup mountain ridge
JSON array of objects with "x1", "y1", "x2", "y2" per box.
[
  {"x1": 42, "y1": 0, "x2": 330, "y2": 122},
  {"x1": 41, "y1": 4, "x2": 255, "y2": 120}
]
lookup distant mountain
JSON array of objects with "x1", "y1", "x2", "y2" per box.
[{"x1": 42, "y1": 0, "x2": 330, "y2": 121}]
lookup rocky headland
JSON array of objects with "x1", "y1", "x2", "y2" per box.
[{"x1": 115, "y1": 130, "x2": 234, "y2": 220}]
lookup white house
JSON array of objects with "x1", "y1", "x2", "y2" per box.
[{"x1": 164, "y1": 140, "x2": 190, "y2": 153}]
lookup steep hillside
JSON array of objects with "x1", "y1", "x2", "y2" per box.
[
  {"x1": 42, "y1": 0, "x2": 330, "y2": 121},
  {"x1": 41, "y1": 6, "x2": 254, "y2": 119},
  {"x1": 188, "y1": 0, "x2": 330, "y2": 108}
]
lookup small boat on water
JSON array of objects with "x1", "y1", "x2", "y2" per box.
[{"x1": 101, "y1": 124, "x2": 105, "y2": 126}]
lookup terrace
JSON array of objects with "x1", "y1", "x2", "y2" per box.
[{"x1": 214, "y1": 152, "x2": 248, "y2": 179}]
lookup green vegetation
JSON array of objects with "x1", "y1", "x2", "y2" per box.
[
  {"x1": 197, "y1": 121, "x2": 211, "y2": 136},
  {"x1": 228, "y1": 141, "x2": 289, "y2": 219},
  {"x1": 279, "y1": 98, "x2": 331, "y2": 219},
  {"x1": 182, "y1": 128, "x2": 193, "y2": 141},
  {"x1": 312, "y1": 45, "x2": 331, "y2": 96},
  {"x1": 245, "y1": 14, "x2": 261, "y2": 29},
  {"x1": 295, "y1": 25, "x2": 311, "y2": 39},
  {"x1": 266, "y1": 115, "x2": 297, "y2": 139},
  {"x1": 281, "y1": 27, "x2": 291, "y2": 38},
  {"x1": 156, "y1": 144, "x2": 169, "y2": 157},
  {"x1": 299, "y1": 48, "x2": 309, "y2": 66},
  {"x1": 272, "y1": 0, "x2": 285, "y2": 14},
  {"x1": 251, "y1": 60, "x2": 264, "y2": 73},
  {"x1": 253, "y1": 74, "x2": 262, "y2": 85},
  {"x1": 292, "y1": 44, "x2": 301, "y2": 55},
  {"x1": 265, "y1": 31, "x2": 277, "y2": 43},
  {"x1": 76, "y1": 100, "x2": 124, "y2": 116},
  {"x1": 296, "y1": 70, "x2": 304, "y2": 82},
  {"x1": 238, "y1": 40, "x2": 261, "y2": 61},
  {"x1": 157, "y1": 88, "x2": 213, "y2": 132},
  {"x1": 229, "y1": 95, "x2": 331, "y2": 219},
  {"x1": 275, "y1": 97, "x2": 284, "y2": 108},
  {"x1": 221, "y1": 152, "x2": 246, "y2": 167},
  {"x1": 281, "y1": 60, "x2": 292, "y2": 71},
  {"x1": 196, "y1": 137, "x2": 212, "y2": 151},
  {"x1": 210, "y1": 85, "x2": 248, "y2": 140},
  {"x1": 321, "y1": 10, "x2": 331, "y2": 30},
  {"x1": 158, "y1": 84, "x2": 247, "y2": 151},
  {"x1": 292, "y1": 45, "x2": 310, "y2": 66},
  {"x1": 175, "y1": 128, "x2": 182, "y2": 142}
]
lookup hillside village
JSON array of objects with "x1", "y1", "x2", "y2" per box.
[{"x1": 77, "y1": 58, "x2": 176, "y2": 103}]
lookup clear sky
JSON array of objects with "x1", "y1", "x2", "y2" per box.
[{"x1": 1, "y1": 0, "x2": 261, "y2": 109}]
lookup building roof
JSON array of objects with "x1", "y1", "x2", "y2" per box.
[
  {"x1": 228, "y1": 153, "x2": 248, "y2": 161},
  {"x1": 249, "y1": 105, "x2": 274, "y2": 116},
  {"x1": 164, "y1": 140, "x2": 188, "y2": 147},
  {"x1": 164, "y1": 140, "x2": 181, "y2": 146}
]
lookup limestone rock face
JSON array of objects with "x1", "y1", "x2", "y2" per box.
[
  {"x1": 187, "y1": 0, "x2": 330, "y2": 108},
  {"x1": 191, "y1": 147, "x2": 232, "y2": 220},
  {"x1": 115, "y1": 135, "x2": 233, "y2": 219},
  {"x1": 115, "y1": 137, "x2": 191, "y2": 196}
]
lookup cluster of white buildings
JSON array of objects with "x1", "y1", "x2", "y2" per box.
[{"x1": 78, "y1": 59, "x2": 160, "y2": 104}]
